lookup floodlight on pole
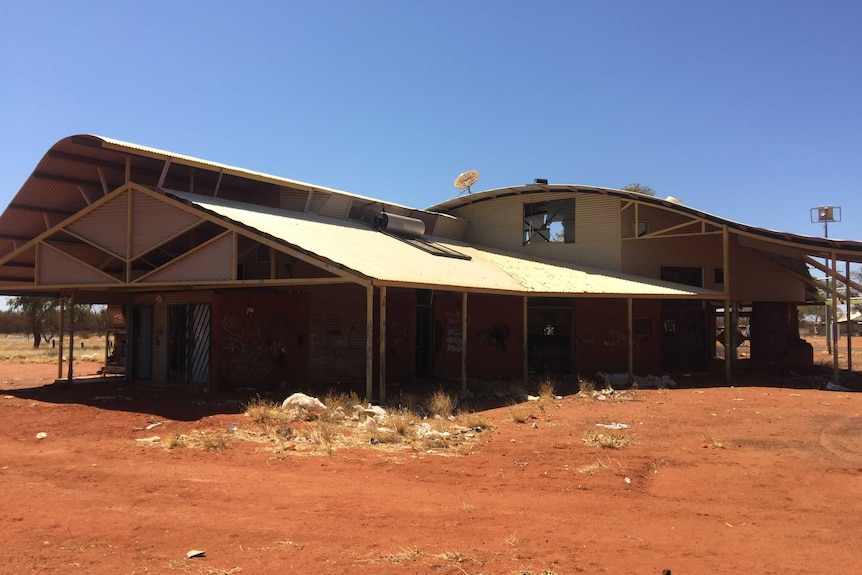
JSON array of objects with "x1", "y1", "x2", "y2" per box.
[
  {"x1": 810, "y1": 205, "x2": 842, "y2": 359},
  {"x1": 810, "y1": 205, "x2": 841, "y2": 238}
]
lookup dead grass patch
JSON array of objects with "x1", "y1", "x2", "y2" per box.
[
  {"x1": 457, "y1": 411, "x2": 494, "y2": 430},
  {"x1": 538, "y1": 379, "x2": 556, "y2": 401},
  {"x1": 428, "y1": 390, "x2": 456, "y2": 419},
  {"x1": 244, "y1": 397, "x2": 292, "y2": 427},
  {"x1": 582, "y1": 429, "x2": 634, "y2": 449},
  {"x1": 166, "y1": 430, "x2": 230, "y2": 451},
  {"x1": 168, "y1": 390, "x2": 493, "y2": 457},
  {"x1": 508, "y1": 403, "x2": 535, "y2": 424},
  {"x1": 576, "y1": 458, "x2": 609, "y2": 474},
  {"x1": 0, "y1": 335, "x2": 106, "y2": 364}
]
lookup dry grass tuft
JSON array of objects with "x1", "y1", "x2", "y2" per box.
[
  {"x1": 582, "y1": 429, "x2": 634, "y2": 449},
  {"x1": 428, "y1": 390, "x2": 456, "y2": 419},
  {"x1": 577, "y1": 378, "x2": 595, "y2": 394},
  {"x1": 322, "y1": 390, "x2": 359, "y2": 415},
  {"x1": 508, "y1": 403, "x2": 534, "y2": 424},
  {"x1": 457, "y1": 411, "x2": 494, "y2": 430},
  {"x1": 244, "y1": 397, "x2": 292, "y2": 426},
  {"x1": 576, "y1": 458, "x2": 609, "y2": 474},
  {"x1": 384, "y1": 547, "x2": 423, "y2": 564},
  {"x1": 538, "y1": 379, "x2": 556, "y2": 401},
  {"x1": 166, "y1": 430, "x2": 230, "y2": 451}
]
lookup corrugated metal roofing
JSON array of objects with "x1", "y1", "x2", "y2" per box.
[
  {"x1": 427, "y1": 184, "x2": 862, "y2": 261},
  {"x1": 169, "y1": 190, "x2": 717, "y2": 298}
]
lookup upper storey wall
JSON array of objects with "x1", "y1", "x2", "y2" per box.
[{"x1": 447, "y1": 192, "x2": 622, "y2": 271}]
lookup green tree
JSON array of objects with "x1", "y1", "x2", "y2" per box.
[
  {"x1": 8, "y1": 296, "x2": 58, "y2": 348},
  {"x1": 622, "y1": 183, "x2": 657, "y2": 196}
]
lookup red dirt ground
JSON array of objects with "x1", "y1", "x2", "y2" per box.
[{"x1": 2, "y1": 353, "x2": 861, "y2": 575}]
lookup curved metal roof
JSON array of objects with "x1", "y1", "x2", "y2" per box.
[
  {"x1": 0, "y1": 134, "x2": 422, "y2": 260},
  {"x1": 427, "y1": 184, "x2": 862, "y2": 262}
]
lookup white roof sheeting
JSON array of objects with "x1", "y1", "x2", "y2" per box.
[{"x1": 170, "y1": 190, "x2": 717, "y2": 298}]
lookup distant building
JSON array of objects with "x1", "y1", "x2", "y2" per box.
[{"x1": 1, "y1": 135, "x2": 860, "y2": 397}]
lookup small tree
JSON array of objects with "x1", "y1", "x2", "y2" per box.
[
  {"x1": 622, "y1": 183, "x2": 657, "y2": 196},
  {"x1": 8, "y1": 296, "x2": 59, "y2": 348}
]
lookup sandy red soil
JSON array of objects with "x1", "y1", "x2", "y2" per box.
[{"x1": 1, "y1": 355, "x2": 861, "y2": 575}]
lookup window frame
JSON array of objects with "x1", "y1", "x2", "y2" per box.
[{"x1": 523, "y1": 198, "x2": 575, "y2": 245}]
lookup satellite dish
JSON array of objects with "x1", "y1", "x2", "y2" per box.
[{"x1": 454, "y1": 170, "x2": 479, "y2": 194}]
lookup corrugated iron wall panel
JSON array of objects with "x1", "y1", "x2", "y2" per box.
[
  {"x1": 622, "y1": 234, "x2": 723, "y2": 290},
  {"x1": 131, "y1": 190, "x2": 202, "y2": 257},
  {"x1": 732, "y1": 243, "x2": 806, "y2": 302},
  {"x1": 67, "y1": 191, "x2": 130, "y2": 257},
  {"x1": 307, "y1": 191, "x2": 329, "y2": 213},
  {"x1": 309, "y1": 283, "x2": 367, "y2": 385},
  {"x1": 280, "y1": 187, "x2": 310, "y2": 211},
  {"x1": 38, "y1": 243, "x2": 118, "y2": 285},
  {"x1": 317, "y1": 194, "x2": 351, "y2": 219},
  {"x1": 429, "y1": 215, "x2": 468, "y2": 240},
  {"x1": 139, "y1": 233, "x2": 233, "y2": 283},
  {"x1": 452, "y1": 195, "x2": 523, "y2": 250},
  {"x1": 622, "y1": 204, "x2": 704, "y2": 239}
]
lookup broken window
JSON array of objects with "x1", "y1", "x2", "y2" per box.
[{"x1": 523, "y1": 198, "x2": 575, "y2": 244}]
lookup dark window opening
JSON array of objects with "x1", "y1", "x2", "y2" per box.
[
  {"x1": 634, "y1": 318, "x2": 651, "y2": 340},
  {"x1": 660, "y1": 266, "x2": 704, "y2": 288},
  {"x1": 524, "y1": 198, "x2": 575, "y2": 244},
  {"x1": 714, "y1": 268, "x2": 724, "y2": 284},
  {"x1": 256, "y1": 244, "x2": 271, "y2": 263}
]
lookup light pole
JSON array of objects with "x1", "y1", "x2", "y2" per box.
[{"x1": 810, "y1": 206, "x2": 841, "y2": 357}]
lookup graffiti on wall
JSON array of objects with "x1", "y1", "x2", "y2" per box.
[{"x1": 221, "y1": 315, "x2": 287, "y2": 380}]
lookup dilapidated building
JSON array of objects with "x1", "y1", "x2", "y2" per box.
[{"x1": 1, "y1": 135, "x2": 860, "y2": 397}]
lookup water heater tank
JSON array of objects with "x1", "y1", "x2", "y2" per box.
[{"x1": 374, "y1": 212, "x2": 426, "y2": 237}]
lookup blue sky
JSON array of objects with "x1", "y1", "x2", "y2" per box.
[{"x1": 1, "y1": 0, "x2": 860, "y2": 242}]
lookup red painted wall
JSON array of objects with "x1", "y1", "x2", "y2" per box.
[
  {"x1": 373, "y1": 289, "x2": 417, "y2": 383},
  {"x1": 432, "y1": 293, "x2": 525, "y2": 381},
  {"x1": 466, "y1": 295, "x2": 524, "y2": 380},
  {"x1": 211, "y1": 290, "x2": 309, "y2": 389},
  {"x1": 574, "y1": 298, "x2": 662, "y2": 376}
]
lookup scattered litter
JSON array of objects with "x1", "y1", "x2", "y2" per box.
[
  {"x1": 133, "y1": 421, "x2": 164, "y2": 431},
  {"x1": 186, "y1": 549, "x2": 206, "y2": 558},
  {"x1": 789, "y1": 393, "x2": 801, "y2": 397},
  {"x1": 35, "y1": 432, "x2": 48, "y2": 440},
  {"x1": 824, "y1": 382, "x2": 853, "y2": 392},
  {"x1": 361, "y1": 417, "x2": 379, "y2": 432},
  {"x1": 227, "y1": 423, "x2": 238, "y2": 432},
  {"x1": 361, "y1": 404, "x2": 387, "y2": 418},
  {"x1": 135, "y1": 436, "x2": 161, "y2": 445},
  {"x1": 526, "y1": 394, "x2": 540, "y2": 401},
  {"x1": 596, "y1": 423, "x2": 630, "y2": 430},
  {"x1": 725, "y1": 522, "x2": 733, "y2": 528},
  {"x1": 531, "y1": 422, "x2": 539, "y2": 429},
  {"x1": 282, "y1": 392, "x2": 326, "y2": 414},
  {"x1": 624, "y1": 477, "x2": 631, "y2": 484}
]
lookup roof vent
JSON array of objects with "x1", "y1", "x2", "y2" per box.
[
  {"x1": 374, "y1": 212, "x2": 425, "y2": 237},
  {"x1": 534, "y1": 178, "x2": 549, "y2": 185}
]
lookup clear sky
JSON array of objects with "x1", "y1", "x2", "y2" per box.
[{"x1": 1, "y1": 0, "x2": 860, "y2": 241}]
